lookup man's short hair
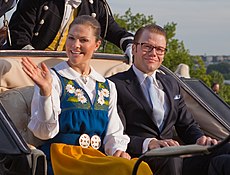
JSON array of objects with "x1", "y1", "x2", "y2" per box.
[{"x1": 134, "y1": 24, "x2": 167, "y2": 43}]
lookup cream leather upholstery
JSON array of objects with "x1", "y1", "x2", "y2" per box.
[{"x1": 0, "y1": 58, "x2": 66, "y2": 92}]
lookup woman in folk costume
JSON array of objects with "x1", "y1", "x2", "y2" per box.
[{"x1": 21, "y1": 15, "x2": 152, "y2": 175}]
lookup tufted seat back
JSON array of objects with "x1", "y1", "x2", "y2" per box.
[{"x1": 0, "y1": 86, "x2": 44, "y2": 147}]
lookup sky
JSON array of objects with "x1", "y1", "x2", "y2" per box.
[
  {"x1": 108, "y1": 0, "x2": 230, "y2": 56},
  {"x1": 1, "y1": 0, "x2": 229, "y2": 56}
]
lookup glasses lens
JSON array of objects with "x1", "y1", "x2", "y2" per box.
[
  {"x1": 155, "y1": 47, "x2": 166, "y2": 55},
  {"x1": 142, "y1": 43, "x2": 153, "y2": 52},
  {"x1": 139, "y1": 43, "x2": 166, "y2": 55}
]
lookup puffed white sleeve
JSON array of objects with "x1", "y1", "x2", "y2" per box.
[
  {"x1": 103, "y1": 80, "x2": 130, "y2": 155},
  {"x1": 27, "y1": 70, "x2": 62, "y2": 140}
]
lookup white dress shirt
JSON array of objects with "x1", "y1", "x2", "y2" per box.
[{"x1": 28, "y1": 61, "x2": 130, "y2": 155}]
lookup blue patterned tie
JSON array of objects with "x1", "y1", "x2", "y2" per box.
[{"x1": 146, "y1": 76, "x2": 164, "y2": 128}]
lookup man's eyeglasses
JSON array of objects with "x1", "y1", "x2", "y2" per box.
[{"x1": 135, "y1": 42, "x2": 167, "y2": 55}]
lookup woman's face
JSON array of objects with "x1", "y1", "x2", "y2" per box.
[{"x1": 66, "y1": 24, "x2": 101, "y2": 70}]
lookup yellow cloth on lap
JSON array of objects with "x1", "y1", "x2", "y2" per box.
[{"x1": 51, "y1": 143, "x2": 153, "y2": 175}]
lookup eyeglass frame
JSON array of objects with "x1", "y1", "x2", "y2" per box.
[{"x1": 134, "y1": 42, "x2": 167, "y2": 55}]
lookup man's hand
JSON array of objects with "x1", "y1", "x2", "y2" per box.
[
  {"x1": 113, "y1": 150, "x2": 131, "y2": 160},
  {"x1": 148, "y1": 138, "x2": 180, "y2": 150},
  {"x1": 196, "y1": 136, "x2": 218, "y2": 146}
]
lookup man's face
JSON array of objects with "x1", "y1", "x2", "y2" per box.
[
  {"x1": 132, "y1": 30, "x2": 166, "y2": 75},
  {"x1": 212, "y1": 84, "x2": 220, "y2": 93}
]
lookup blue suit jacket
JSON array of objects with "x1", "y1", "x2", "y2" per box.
[{"x1": 109, "y1": 67, "x2": 204, "y2": 157}]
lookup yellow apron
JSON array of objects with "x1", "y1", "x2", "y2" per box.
[{"x1": 51, "y1": 143, "x2": 153, "y2": 175}]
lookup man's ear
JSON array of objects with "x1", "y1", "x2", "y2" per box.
[{"x1": 132, "y1": 43, "x2": 137, "y2": 54}]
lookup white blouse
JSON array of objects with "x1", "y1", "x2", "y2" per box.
[{"x1": 28, "y1": 61, "x2": 130, "y2": 155}]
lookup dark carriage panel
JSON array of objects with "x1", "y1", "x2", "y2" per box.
[
  {"x1": 160, "y1": 65, "x2": 230, "y2": 140},
  {"x1": 0, "y1": 102, "x2": 30, "y2": 154},
  {"x1": 182, "y1": 78, "x2": 230, "y2": 126}
]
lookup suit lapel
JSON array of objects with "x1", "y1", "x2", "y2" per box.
[{"x1": 125, "y1": 69, "x2": 157, "y2": 124}]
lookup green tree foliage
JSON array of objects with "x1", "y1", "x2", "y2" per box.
[
  {"x1": 207, "y1": 62, "x2": 230, "y2": 80},
  {"x1": 207, "y1": 71, "x2": 230, "y2": 104},
  {"x1": 225, "y1": 73, "x2": 230, "y2": 80},
  {"x1": 220, "y1": 84, "x2": 230, "y2": 105},
  {"x1": 189, "y1": 56, "x2": 211, "y2": 86},
  {"x1": 209, "y1": 71, "x2": 224, "y2": 85},
  {"x1": 206, "y1": 64, "x2": 230, "y2": 104}
]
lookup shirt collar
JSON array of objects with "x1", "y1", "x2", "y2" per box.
[
  {"x1": 66, "y1": 0, "x2": 82, "y2": 9},
  {"x1": 53, "y1": 61, "x2": 106, "y2": 83},
  {"x1": 132, "y1": 65, "x2": 159, "y2": 87}
]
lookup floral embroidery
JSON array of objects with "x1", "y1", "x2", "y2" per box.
[
  {"x1": 97, "y1": 88, "x2": 109, "y2": 105},
  {"x1": 74, "y1": 89, "x2": 84, "y2": 97},
  {"x1": 78, "y1": 95, "x2": 87, "y2": 104},
  {"x1": 65, "y1": 81, "x2": 87, "y2": 104},
  {"x1": 66, "y1": 84, "x2": 75, "y2": 94},
  {"x1": 97, "y1": 97, "x2": 105, "y2": 106},
  {"x1": 65, "y1": 80, "x2": 110, "y2": 108},
  {"x1": 100, "y1": 88, "x2": 110, "y2": 98},
  {"x1": 95, "y1": 82, "x2": 110, "y2": 110}
]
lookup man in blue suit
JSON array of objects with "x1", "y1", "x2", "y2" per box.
[{"x1": 109, "y1": 24, "x2": 230, "y2": 175}]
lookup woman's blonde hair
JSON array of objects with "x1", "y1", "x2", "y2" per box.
[{"x1": 69, "y1": 15, "x2": 101, "y2": 41}]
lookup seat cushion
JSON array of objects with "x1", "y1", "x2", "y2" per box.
[
  {"x1": 0, "y1": 59, "x2": 34, "y2": 92},
  {"x1": 0, "y1": 86, "x2": 43, "y2": 147}
]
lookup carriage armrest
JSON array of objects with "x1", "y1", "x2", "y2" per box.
[
  {"x1": 132, "y1": 135, "x2": 230, "y2": 175},
  {"x1": 29, "y1": 148, "x2": 47, "y2": 175}
]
